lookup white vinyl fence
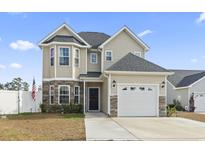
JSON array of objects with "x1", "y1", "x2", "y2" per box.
[{"x1": 0, "y1": 90, "x2": 42, "y2": 115}]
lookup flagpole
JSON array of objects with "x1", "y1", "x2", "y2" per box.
[{"x1": 32, "y1": 77, "x2": 36, "y2": 113}]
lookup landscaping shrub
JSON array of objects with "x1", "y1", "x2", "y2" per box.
[
  {"x1": 167, "y1": 105, "x2": 176, "y2": 117},
  {"x1": 40, "y1": 104, "x2": 83, "y2": 113},
  {"x1": 168, "y1": 99, "x2": 185, "y2": 111}
]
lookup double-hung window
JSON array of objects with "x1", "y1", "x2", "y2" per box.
[
  {"x1": 90, "y1": 53, "x2": 97, "y2": 64},
  {"x1": 74, "y1": 86, "x2": 80, "y2": 104},
  {"x1": 75, "y1": 49, "x2": 80, "y2": 67},
  {"x1": 49, "y1": 85, "x2": 55, "y2": 105},
  {"x1": 105, "y1": 50, "x2": 112, "y2": 61},
  {"x1": 50, "y1": 48, "x2": 54, "y2": 66},
  {"x1": 59, "y1": 85, "x2": 70, "y2": 104},
  {"x1": 59, "y1": 47, "x2": 69, "y2": 65}
]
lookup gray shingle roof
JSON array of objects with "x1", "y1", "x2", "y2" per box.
[
  {"x1": 167, "y1": 69, "x2": 205, "y2": 87},
  {"x1": 43, "y1": 35, "x2": 85, "y2": 45},
  {"x1": 79, "y1": 72, "x2": 102, "y2": 78},
  {"x1": 78, "y1": 32, "x2": 110, "y2": 48},
  {"x1": 107, "y1": 53, "x2": 169, "y2": 72}
]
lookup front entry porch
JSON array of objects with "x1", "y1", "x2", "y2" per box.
[
  {"x1": 83, "y1": 81, "x2": 105, "y2": 114},
  {"x1": 88, "y1": 87, "x2": 100, "y2": 112}
]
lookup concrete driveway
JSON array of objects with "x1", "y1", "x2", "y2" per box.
[
  {"x1": 85, "y1": 113, "x2": 205, "y2": 141},
  {"x1": 113, "y1": 117, "x2": 205, "y2": 140}
]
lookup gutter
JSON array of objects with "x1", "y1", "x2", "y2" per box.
[{"x1": 104, "y1": 71, "x2": 174, "y2": 76}]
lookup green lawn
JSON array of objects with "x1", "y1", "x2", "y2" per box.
[{"x1": 0, "y1": 113, "x2": 85, "y2": 141}]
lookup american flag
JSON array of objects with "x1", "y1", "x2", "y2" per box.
[{"x1": 32, "y1": 78, "x2": 36, "y2": 101}]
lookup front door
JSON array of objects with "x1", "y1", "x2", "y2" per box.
[{"x1": 88, "y1": 88, "x2": 99, "y2": 111}]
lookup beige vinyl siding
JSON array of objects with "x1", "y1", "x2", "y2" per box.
[
  {"x1": 54, "y1": 26, "x2": 73, "y2": 36},
  {"x1": 56, "y1": 45, "x2": 73, "y2": 78},
  {"x1": 167, "y1": 82, "x2": 189, "y2": 107},
  {"x1": 111, "y1": 74, "x2": 166, "y2": 96},
  {"x1": 87, "y1": 51, "x2": 101, "y2": 72},
  {"x1": 103, "y1": 30, "x2": 145, "y2": 71},
  {"x1": 79, "y1": 48, "x2": 87, "y2": 74},
  {"x1": 42, "y1": 26, "x2": 88, "y2": 79},
  {"x1": 43, "y1": 46, "x2": 55, "y2": 78}
]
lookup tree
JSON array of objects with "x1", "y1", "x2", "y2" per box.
[
  {"x1": 3, "y1": 77, "x2": 30, "y2": 91},
  {"x1": 0, "y1": 83, "x2": 3, "y2": 90},
  {"x1": 22, "y1": 82, "x2": 29, "y2": 91}
]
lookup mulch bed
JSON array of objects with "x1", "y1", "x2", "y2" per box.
[{"x1": 176, "y1": 111, "x2": 205, "y2": 123}]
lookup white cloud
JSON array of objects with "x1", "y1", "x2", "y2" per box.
[
  {"x1": 9, "y1": 63, "x2": 22, "y2": 69},
  {"x1": 0, "y1": 64, "x2": 6, "y2": 69},
  {"x1": 138, "y1": 29, "x2": 153, "y2": 37},
  {"x1": 10, "y1": 40, "x2": 37, "y2": 51},
  {"x1": 202, "y1": 56, "x2": 205, "y2": 59},
  {"x1": 196, "y1": 12, "x2": 205, "y2": 24},
  {"x1": 8, "y1": 12, "x2": 27, "y2": 19},
  {"x1": 0, "y1": 37, "x2": 2, "y2": 42},
  {"x1": 191, "y1": 58, "x2": 198, "y2": 63}
]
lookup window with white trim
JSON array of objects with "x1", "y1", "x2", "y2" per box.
[
  {"x1": 74, "y1": 86, "x2": 80, "y2": 104},
  {"x1": 59, "y1": 85, "x2": 70, "y2": 104},
  {"x1": 75, "y1": 49, "x2": 80, "y2": 67},
  {"x1": 105, "y1": 50, "x2": 112, "y2": 61},
  {"x1": 59, "y1": 47, "x2": 69, "y2": 65},
  {"x1": 49, "y1": 85, "x2": 55, "y2": 105},
  {"x1": 50, "y1": 48, "x2": 54, "y2": 66},
  {"x1": 90, "y1": 53, "x2": 97, "y2": 64},
  {"x1": 133, "y1": 51, "x2": 142, "y2": 57}
]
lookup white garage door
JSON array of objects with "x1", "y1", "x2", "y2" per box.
[
  {"x1": 194, "y1": 93, "x2": 205, "y2": 112},
  {"x1": 118, "y1": 84, "x2": 158, "y2": 117}
]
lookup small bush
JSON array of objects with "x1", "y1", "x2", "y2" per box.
[
  {"x1": 169, "y1": 99, "x2": 185, "y2": 111},
  {"x1": 40, "y1": 104, "x2": 83, "y2": 113},
  {"x1": 167, "y1": 105, "x2": 176, "y2": 117}
]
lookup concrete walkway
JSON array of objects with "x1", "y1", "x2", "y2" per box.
[{"x1": 85, "y1": 113, "x2": 138, "y2": 141}]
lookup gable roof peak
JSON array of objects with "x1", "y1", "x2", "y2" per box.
[
  {"x1": 39, "y1": 22, "x2": 91, "y2": 47},
  {"x1": 99, "y1": 25, "x2": 150, "y2": 51}
]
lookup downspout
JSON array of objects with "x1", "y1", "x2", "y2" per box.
[{"x1": 83, "y1": 81, "x2": 86, "y2": 114}]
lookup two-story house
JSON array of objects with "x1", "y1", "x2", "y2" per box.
[{"x1": 39, "y1": 23, "x2": 172, "y2": 117}]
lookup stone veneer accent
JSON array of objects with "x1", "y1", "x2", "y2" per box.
[
  {"x1": 110, "y1": 95, "x2": 118, "y2": 117},
  {"x1": 159, "y1": 96, "x2": 166, "y2": 117},
  {"x1": 43, "y1": 80, "x2": 83, "y2": 105},
  {"x1": 110, "y1": 95, "x2": 167, "y2": 117}
]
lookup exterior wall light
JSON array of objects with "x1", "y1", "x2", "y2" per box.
[{"x1": 112, "y1": 80, "x2": 116, "y2": 88}]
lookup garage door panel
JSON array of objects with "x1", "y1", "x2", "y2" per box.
[
  {"x1": 194, "y1": 93, "x2": 205, "y2": 112},
  {"x1": 118, "y1": 85, "x2": 158, "y2": 117}
]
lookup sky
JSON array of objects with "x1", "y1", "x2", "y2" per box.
[{"x1": 0, "y1": 12, "x2": 205, "y2": 89}]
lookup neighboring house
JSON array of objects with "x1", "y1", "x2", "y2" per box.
[
  {"x1": 167, "y1": 69, "x2": 205, "y2": 112},
  {"x1": 39, "y1": 23, "x2": 172, "y2": 117}
]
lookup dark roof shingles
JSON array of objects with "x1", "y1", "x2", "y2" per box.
[
  {"x1": 78, "y1": 32, "x2": 110, "y2": 48},
  {"x1": 176, "y1": 71, "x2": 205, "y2": 87},
  {"x1": 43, "y1": 35, "x2": 85, "y2": 45},
  {"x1": 79, "y1": 72, "x2": 102, "y2": 78},
  {"x1": 167, "y1": 69, "x2": 204, "y2": 87},
  {"x1": 107, "y1": 53, "x2": 169, "y2": 72}
]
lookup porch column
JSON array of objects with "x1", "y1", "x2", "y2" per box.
[
  {"x1": 108, "y1": 74, "x2": 111, "y2": 115},
  {"x1": 83, "y1": 81, "x2": 86, "y2": 114}
]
